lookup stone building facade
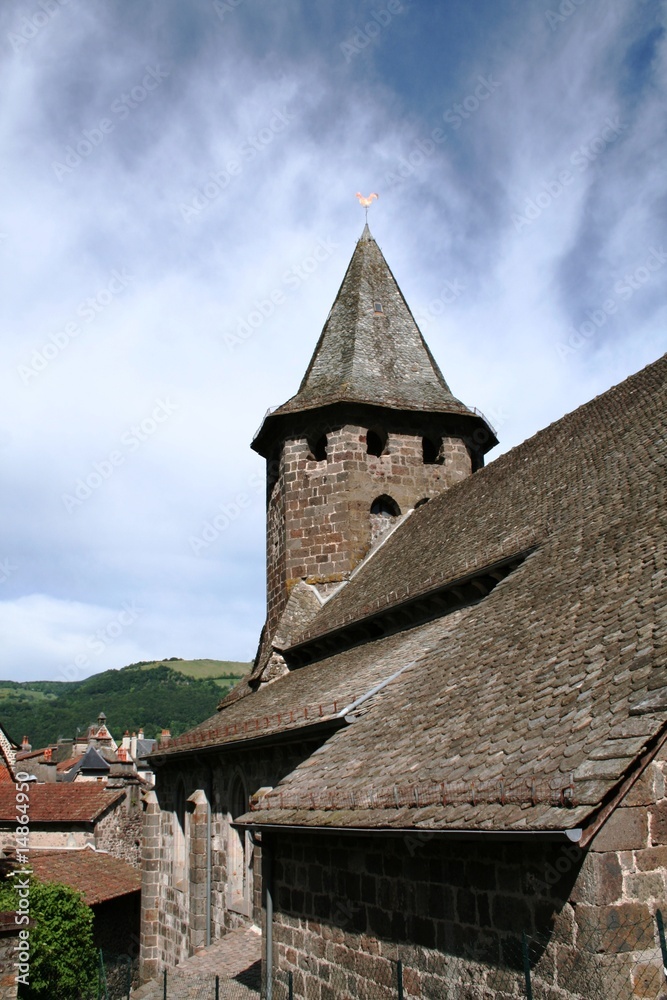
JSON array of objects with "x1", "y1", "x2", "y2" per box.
[
  {"x1": 268, "y1": 748, "x2": 667, "y2": 999},
  {"x1": 264, "y1": 414, "x2": 479, "y2": 636},
  {"x1": 141, "y1": 740, "x2": 322, "y2": 970},
  {"x1": 140, "y1": 226, "x2": 666, "y2": 999},
  {"x1": 0, "y1": 782, "x2": 142, "y2": 868},
  {"x1": 0, "y1": 916, "x2": 18, "y2": 1000}
]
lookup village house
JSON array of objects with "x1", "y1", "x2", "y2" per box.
[
  {"x1": 15, "y1": 712, "x2": 158, "y2": 785},
  {"x1": 0, "y1": 718, "x2": 144, "y2": 994},
  {"x1": 0, "y1": 782, "x2": 142, "y2": 867},
  {"x1": 0, "y1": 712, "x2": 148, "y2": 875},
  {"x1": 27, "y1": 849, "x2": 141, "y2": 959},
  {"x1": 140, "y1": 225, "x2": 667, "y2": 998}
]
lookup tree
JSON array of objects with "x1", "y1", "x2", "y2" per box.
[{"x1": 0, "y1": 876, "x2": 97, "y2": 999}]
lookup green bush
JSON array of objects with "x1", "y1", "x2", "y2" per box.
[{"x1": 0, "y1": 876, "x2": 97, "y2": 999}]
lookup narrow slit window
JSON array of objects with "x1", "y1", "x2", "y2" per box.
[
  {"x1": 422, "y1": 436, "x2": 443, "y2": 465},
  {"x1": 366, "y1": 427, "x2": 387, "y2": 457},
  {"x1": 308, "y1": 434, "x2": 327, "y2": 462}
]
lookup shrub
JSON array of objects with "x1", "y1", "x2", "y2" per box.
[{"x1": 0, "y1": 876, "x2": 97, "y2": 999}]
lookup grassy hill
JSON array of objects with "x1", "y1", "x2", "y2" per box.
[
  {"x1": 0, "y1": 659, "x2": 251, "y2": 750},
  {"x1": 135, "y1": 657, "x2": 250, "y2": 687}
]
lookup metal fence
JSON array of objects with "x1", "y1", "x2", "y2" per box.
[
  {"x1": 273, "y1": 907, "x2": 667, "y2": 1000},
  {"x1": 154, "y1": 970, "x2": 260, "y2": 1000},
  {"x1": 103, "y1": 907, "x2": 667, "y2": 998},
  {"x1": 80, "y1": 950, "x2": 137, "y2": 999},
  {"x1": 126, "y1": 964, "x2": 261, "y2": 1000}
]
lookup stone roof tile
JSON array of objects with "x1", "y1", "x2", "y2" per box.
[
  {"x1": 252, "y1": 227, "x2": 496, "y2": 455},
  {"x1": 163, "y1": 355, "x2": 666, "y2": 833}
]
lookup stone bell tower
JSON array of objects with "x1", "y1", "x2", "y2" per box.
[{"x1": 251, "y1": 224, "x2": 497, "y2": 643}]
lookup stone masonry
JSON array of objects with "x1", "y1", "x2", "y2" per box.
[
  {"x1": 0, "y1": 917, "x2": 18, "y2": 1000},
  {"x1": 95, "y1": 783, "x2": 143, "y2": 867},
  {"x1": 140, "y1": 740, "x2": 321, "y2": 981},
  {"x1": 266, "y1": 414, "x2": 474, "y2": 637},
  {"x1": 266, "y1": 748, "x2": 667, "y2": 1000}
]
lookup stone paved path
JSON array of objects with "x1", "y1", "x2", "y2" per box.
[{"x1": 133, "y1": 926, "x2": 261, "y2": 999}]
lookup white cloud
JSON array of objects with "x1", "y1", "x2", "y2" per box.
[{"x1": 0, "y1": 0, "x2": 665, "y2": 682}]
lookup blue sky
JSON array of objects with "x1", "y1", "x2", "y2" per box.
[{"x1": 0, "y1": 0, "x2": 665, "y2": 683}]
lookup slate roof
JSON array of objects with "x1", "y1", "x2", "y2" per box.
[
  {"x1": 74, "y1": 746, "x2": 110, "y2": 773},
  {"x1": 29, "y1": 849, "x2": 141, "y2": 905},
  {"x1": 252, "y1": 226, "x2": 496, "y2": 456},
  {"x1": 0, "y1": 783, "x2": 124, "y2": 823},
  {"x1": 136, "y1": 738, "x2": 157, "y2": 760},
  {"x1": 161, "y1": 355, "x2": 667, "y2": 835}
]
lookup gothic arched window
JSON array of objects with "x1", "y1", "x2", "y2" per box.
[
  {"x1": 173, "y1": 780, "x2": 187, "y2": 889},
  {"x1": 227, "y1": 775, "x2": 251, "y2": 915}
]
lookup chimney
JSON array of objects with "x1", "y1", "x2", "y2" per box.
[
  {"x1": 43, "y1": 748, "x2": 53, "y2": 762},
  {"x1": 138, "y1": 728, "x2": 144, "y2": 741},
  {"x1": 121, "y1": 730, "x2": 131, "y2": 751},
  {"x1": 159, "y1": 728, "x2": 171, "y2": 746},
  {"x1": 21, "y1": 736, "x2": 31, "y2": 753},
  {"x1": 130, "y1": 732, "x2": 137, "y2": 760}
]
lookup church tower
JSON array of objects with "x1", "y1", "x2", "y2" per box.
[{"x1": 251, "y1": 224, "x2": 497, "y2": 641}]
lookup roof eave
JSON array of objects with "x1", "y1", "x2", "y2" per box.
[
  {"x1": 251, "y1": 400, "x2": 498, "y2": 458},
  {"x1": 237, "y1": 820, "x2": 583, "y2": 843},
  {"x1": 147, "y1": 715, "x2": 349, "y2": 763}
]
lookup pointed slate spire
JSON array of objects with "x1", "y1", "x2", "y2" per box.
[{"x1": 252, "y1": 226, "x2": 496, "y2": 455}]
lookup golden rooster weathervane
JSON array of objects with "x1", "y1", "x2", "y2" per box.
[{"x1": 356, "y1": 191, "x2": 379, "y2": 222}]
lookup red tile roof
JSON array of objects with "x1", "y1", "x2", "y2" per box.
[
  {"x1": 56, "y1": 755, "x2": 83, "y2": 772},
  {"x1": 15, "y1": 747, "x2": 49, "y2": 761},
  {"x1": 0, "y1": 783, "x2": 124, "y2": 823},
  {"x1": 28, "y1": 849, "x2": 141, "y2": 905}
]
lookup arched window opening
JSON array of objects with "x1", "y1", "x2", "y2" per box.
[
  {"x1": 227, "y1": 776, "x2": 251, "y2": 914},
  {"x1": 370, "y1": 495, "x2": 401, "y2": 517},
  {"x1": 422, "y1": 436, "x2": 443, "y2": 465},
  {"x1": 308, "y1": 433, "x2": 327, "y2": 462},
  {"x1": 366, "y1": 427, "x2": 387, "y2": 457}
]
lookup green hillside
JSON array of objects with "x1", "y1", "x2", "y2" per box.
[
  {"x1": 0, "y1": 659, "x2": 251, "y2": 750},
  {"x1": 135, "y1": 657, "x2": 250, "y2": 687}
]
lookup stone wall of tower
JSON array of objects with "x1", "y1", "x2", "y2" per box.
[{"x1": 265, "y1": 418, "x2": 472, "y2": 635}]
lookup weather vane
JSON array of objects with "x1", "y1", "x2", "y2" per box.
[{"x1": 356, "y1": 191, "x2": 379, "y2": 222}]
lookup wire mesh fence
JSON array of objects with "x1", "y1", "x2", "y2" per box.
[
  {"x1": 273, "y1": 906, "x2": 667, "y2": 1000},
  {"x1": 114, "y1": 906, "x2": 667, "y2": 998},
  {"x1": 158, "y1": 969, "x2": 260, "y2": 1000},
  {"x1": 80, "y1": 950, "x2": 137, "y2": 999},
  {"x1": 128, "y1": 964, "x2": 261, "y2": 1000}
]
